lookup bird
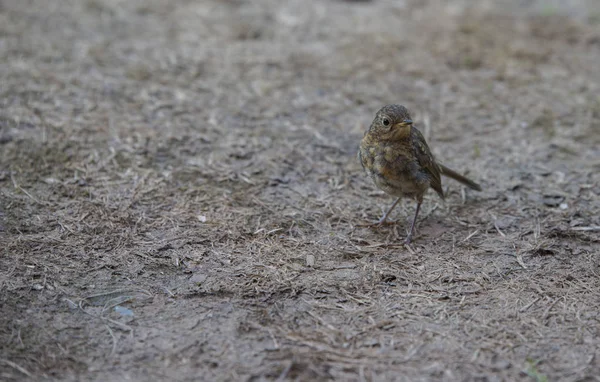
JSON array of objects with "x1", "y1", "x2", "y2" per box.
[{"x1": 358, "y1": 104, "x2": 481, "y2": 244}]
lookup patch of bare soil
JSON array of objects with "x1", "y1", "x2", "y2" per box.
[{"x1": 1, "y1": 0, "x2": 599, "y2": 381}]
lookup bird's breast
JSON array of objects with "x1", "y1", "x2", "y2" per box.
[{"x1": 359, "y1": 140, "x2": 426, "y2": 198}]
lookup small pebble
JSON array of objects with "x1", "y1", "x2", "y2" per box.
[{"x1": 114, "y1": 306, "x2": 134, "y2": 317}]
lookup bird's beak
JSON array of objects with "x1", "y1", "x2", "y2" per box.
[{"x1": 398, "y1": 119, "x2": 413, "y2": 127}]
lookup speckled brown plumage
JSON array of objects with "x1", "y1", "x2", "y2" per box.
[{"x1": 358, "y1": 104, "x2": 481, "y2": 243}]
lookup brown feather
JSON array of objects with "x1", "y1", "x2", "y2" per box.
[{"x1": 410, "y1": 126, "x2": 444, "y2": 199}]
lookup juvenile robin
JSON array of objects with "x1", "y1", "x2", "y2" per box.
[{"x1": 358, "y1": 104, "x2": 481, "y2": 244}]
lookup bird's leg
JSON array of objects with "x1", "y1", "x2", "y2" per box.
[
  {"x1": 404, "y1": 199, "x2": 422, "y2": 244},
  {"x1": 359, "y1": 197, "x2": 402, "y2": 227},
  {"x1": 378, "y1": 196, "x2": 402, "y2": 224}
]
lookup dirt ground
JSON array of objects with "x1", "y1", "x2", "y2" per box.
[{"x1": 1, "y1": 0, "x2": 600, "y2": 381}]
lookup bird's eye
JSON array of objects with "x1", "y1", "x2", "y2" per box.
[{"x1": 382, "y1": 118, "x2": 390, "y2": 126}]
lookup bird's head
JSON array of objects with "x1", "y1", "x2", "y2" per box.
[{"x1": 367, "y1": 104, "x2": 413, "y2": 139}]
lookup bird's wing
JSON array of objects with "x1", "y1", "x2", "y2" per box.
[{"x1": 411, "y1": 127, "x2": 444, "y2": 199}]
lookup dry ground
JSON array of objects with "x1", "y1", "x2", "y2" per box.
[{"x1": 1, "y1": 0, "x2": 600, "y2": 381}]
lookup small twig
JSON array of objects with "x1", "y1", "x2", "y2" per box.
[
  {"x1": 268, "y1": 329, "x2": 279, "y2": 350},
  {"x1": 462, "y1": 230, "x2": 479, "y2": 242},
  {"x1": 542, "y1": 297, "x2": 562, "y2": 320},
  {"x1": 519, "y1": 297, "x2": 540, "y2": 313},
  {"x1": 104, "y1": 317, "x2": 133, "y2": 332},
  {"x1": 570, "y1": 226, "x2": 600, "y2": 232},
  {"x1": 106, "y1": 324, "x2": 118, "y2": 357},
  {"x1": 494, "y1": 220, "x2": 506, "y2": 237},
  {"x1": 79, "y1": 289, "x2": 152, "y2": 309},
  {"x1": 515, "y1": 253, "x2": 527, "y2": 269},
  {"x1": 10, "y1": 172, "x2": 47, "y2": 205},
  {"x1": 0, "y1": 358, "x2": 32, "y2": 377},
  {"x1": 276, "y1": 360, "x2": 294, "y2": 382},
  {"x1": 163, "y1": 287, "x2": 175, "y2": 297},
  {"x1": 403, "y1": 243, "x2": 416, "y2": 255},
  {"x1": 340, "y1": 289, "x2": 368, "y2": 305},
  {"x1": 305, "y1": 310, "x2": 337, "y2": 331}
]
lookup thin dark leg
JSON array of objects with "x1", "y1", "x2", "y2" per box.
[
  {"x1": 404, "y1": 201, "x2": 421, "y2": 244},
  {"x1": 358, "y1": 197, "x2": 403, "y2": 227},
  {"x1": 377, "y1": 196, "x2": 402, "y2": 224}
]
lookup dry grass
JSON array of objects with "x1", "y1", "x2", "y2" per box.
[{"x1": 1, "y1": 0, "x2": 600, "y2": 381}]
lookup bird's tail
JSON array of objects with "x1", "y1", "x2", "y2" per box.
[{"x1": 439, "y1": 164, "x2": 482, "y2": 191}]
